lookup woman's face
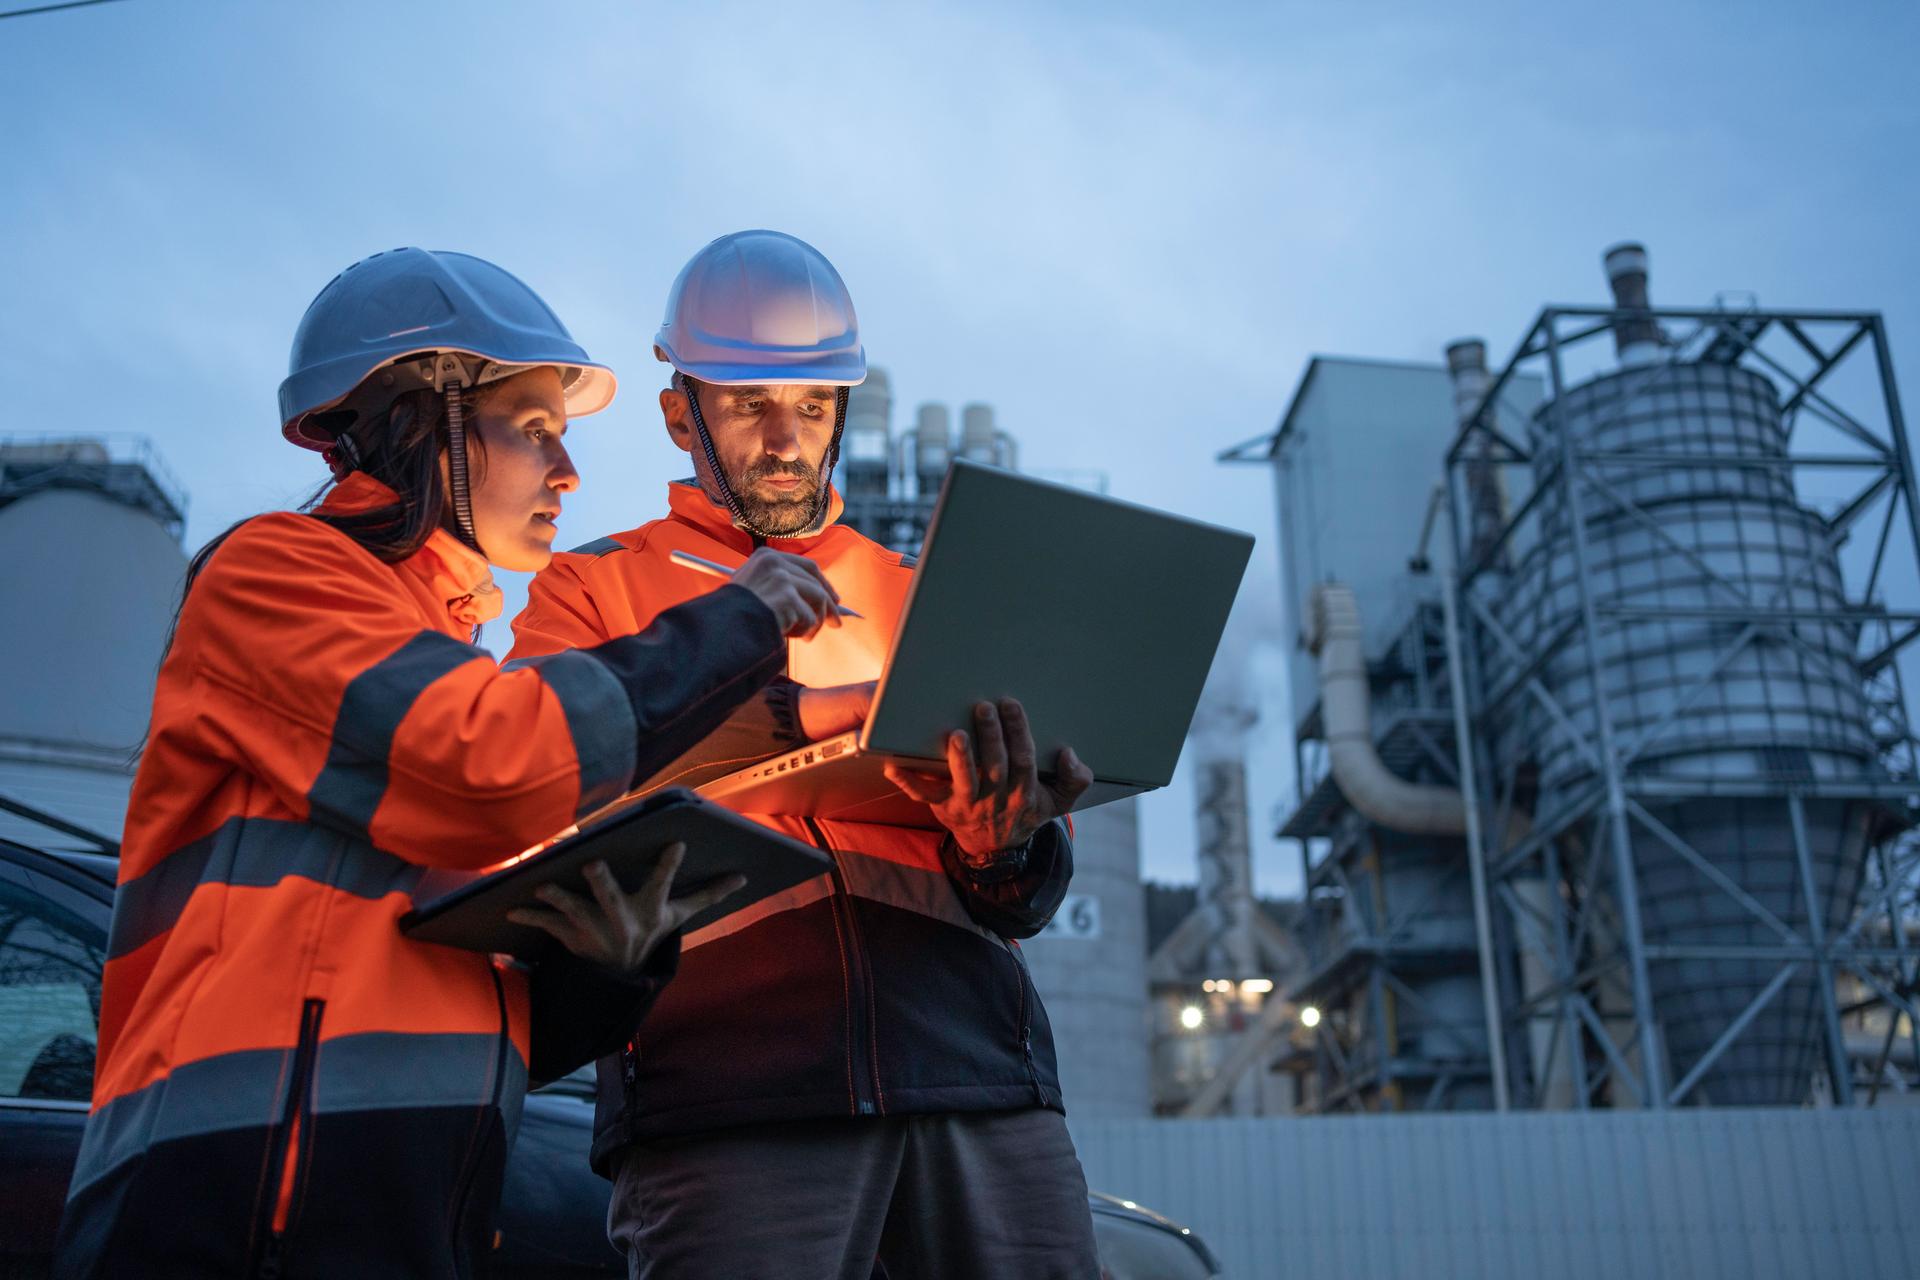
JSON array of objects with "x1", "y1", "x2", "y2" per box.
[{"x1": 465, "y1": 365, "x2": 580, "y2": 571}]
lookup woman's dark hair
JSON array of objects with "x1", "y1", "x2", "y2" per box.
[{"x1": 161, "y1": 384, "x2": 496, "y2": 658}]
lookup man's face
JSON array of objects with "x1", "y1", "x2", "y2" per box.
[{"x1": 661, "y1": 381, "x2": 837, "y2": 535}]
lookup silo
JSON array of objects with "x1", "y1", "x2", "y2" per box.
[
  {"x1": 960, "y1": 403, "x2": 1018, "y2": 470},
  {"x1": 1020, "y1": 796, "x2": 1153, "y2": 1118},
  {"x1": 1481, "y1": 246, "x2": 1877, "y2": 1104},
  {"x1": 911, "y1": 403, "x2": 951, "y2": 497},
  {"x1": 0, "y1": 438, "x2": 188, "y2": 850},
  {"x1": 841, "y1": 366, "x2": 891, "y2": 500},
  {"x1": 958, "y1": 403, "x2": 997, "y2": 463}
]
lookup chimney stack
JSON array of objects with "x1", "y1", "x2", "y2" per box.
[
  {"x1": 1603, "y1": 241, "x2": 1664, "y2": 366},
  {"x1": 1445, "y1": 338, "x2": 1510, "y2": 569},
  {"x1": 1445, "y1": 338, "x2": 1491, "y2": 429}
]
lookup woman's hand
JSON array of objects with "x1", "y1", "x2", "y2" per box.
[
  {"x1": 506, "y1": 843, "x2": 745, "y2": 974},
  {"x1": 733, "y1": 548, "x2": 844, "y2": 639},
  {"x1": 797, "y1": 680, "x2": 876, "y2": 740}
]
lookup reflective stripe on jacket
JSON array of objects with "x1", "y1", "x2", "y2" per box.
[
  {"x1": 56, "y1": 472, "x2": 786, "y2": 1280},
  {"x1": 508, "y1": 480, "x2": 1072, "y2": 1169}
]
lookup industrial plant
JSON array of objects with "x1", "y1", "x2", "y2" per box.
[
  {"x1": 1223, "y1": 243, "x2": 1920, "y2": 1115},
  {"x1": 5, "y1": 248, "x2": 1920, "y2": 1274},
  {"x1": 835, "y1": 369, "x2": 1017, "y2": 551},
  {"x1": 0, "y1": 437, "x2": 187, "y2": 854}
]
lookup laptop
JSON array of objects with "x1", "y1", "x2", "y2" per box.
[{"x1": 694, "y1": 459, "x2": 1255, "y2": 827}]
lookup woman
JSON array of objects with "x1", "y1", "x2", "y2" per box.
[{"x1": 53, "y1": 248, "x2": 844, "y2": 1279}]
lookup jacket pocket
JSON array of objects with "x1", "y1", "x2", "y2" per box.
[
  {"x1": 998, "y1": 938, "x2": 1044, "y2": 1104},
  {"x1": 254, "y1": 997, "x2": 325, "y2": 1280}
]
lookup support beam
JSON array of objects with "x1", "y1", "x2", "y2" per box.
[
  {"x1": 1181, "y1": 992, "x2": 1296, "y2": 1118},
  {"x1": 1789, "y1": 794, "x2": 1856, "y2": 1105},
  {"x1": 1444, "y1": 564, "x2": 1509, "y2": 1111},
  {"x1": 1549, "y1": 321, "x2": 1669, "y2": 1107},
  {"x1": 1666, "y1": 961, "x2": 1802, "y2": 1106}
]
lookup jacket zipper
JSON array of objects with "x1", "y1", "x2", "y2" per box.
[
  {"x1": 256, "y1": 997, "x2": 325, "y2": 1280},
  {"x1": 447, "y1": 963, "x2": 513, "y2": 1244},
  {"x1": 805, "y1": 817, "x2": 881, "y2": 1116},
  {"x1": 1001, "y1": 938, "x2": 1045, "y2": 1105}
]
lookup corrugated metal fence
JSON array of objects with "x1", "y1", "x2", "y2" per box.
[{"x1": 1069, "y1": 1110, "x2": 1920, "y2": 1279}]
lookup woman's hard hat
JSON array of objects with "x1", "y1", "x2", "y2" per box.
[
  {"x1": 653, "y1": 230, "x2": 866, "y2": 386},
  {"x1": 280, "y1": 248, "x2": 616, "y2": 451}
]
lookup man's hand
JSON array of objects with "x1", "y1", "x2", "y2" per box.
[
  {"x1": 733, "y1": 547, "x2": 844, "y2": 639},
  {"x1": 882, "y1": 697, "x2": 1093, "y2": 859},
  {"x1": 506, "y1": 843, "x2": 745, "y2": 974}
]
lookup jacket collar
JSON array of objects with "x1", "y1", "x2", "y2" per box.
[
  {"x1": 665, "y1": 477, "x2": 846, "y2": 551},
  {"x1": 317, "y1": 472, "x2": 503, "y2": 627}
]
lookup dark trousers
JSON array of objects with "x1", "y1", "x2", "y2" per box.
[{"x1": 608, "y1": 1108, "x2": 1100, "y2": 1280}]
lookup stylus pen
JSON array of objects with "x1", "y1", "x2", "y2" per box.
[{"x1": 669, "y1": 548, "x2": 864, "y2": 619}]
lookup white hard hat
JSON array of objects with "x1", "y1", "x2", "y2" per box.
[{"x1": 654, "y1": 230, "x2": 866, "y2": 386}]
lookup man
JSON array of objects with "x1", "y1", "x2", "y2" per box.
[{"x1": 507, "y1": 230, "x2": 1102, "y2": 1279}]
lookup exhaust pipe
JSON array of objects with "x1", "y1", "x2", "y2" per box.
[
  {"x1": 1603, "y1": 242, "x2": 1664, "y2": 366},
  {"x1": 1308, "y1": 582, "x2": 1528, "y2": 845},
  {"x1": 1308, "y1": 583, "x2": 1474, "y2": 837},
  {"x1": 1446, "y1": 339, "x2": 1509, "y2": 569}
]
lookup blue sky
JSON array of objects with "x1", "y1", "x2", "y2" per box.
[{"x1": 4, "y1": 0, "x2": 1917, "y2": 893}]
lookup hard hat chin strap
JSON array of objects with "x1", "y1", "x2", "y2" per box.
[
  {"x1": 443, "y1": 381, "x2": 486, "y2": 555},
  {"x1": 322, "y1": 430, "x2": 364, "y2": 480},
  {"x1": 678, "y1": 374, "x2": 847, "y2": 541}
]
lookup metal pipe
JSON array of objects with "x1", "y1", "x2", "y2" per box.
[
  {"x1": 1602, "y1": 242, "x2": 1665, "y2": 366},
  {"x1": 1441, "y1": 560, "x2": 1511, "y2": 1110},
  {"x1": 1446, "y1": 338, "x2": 1512, "y2": 571},
  {"x1": 1306, "y1": 582, "x2": 1524, "y2": 843}
]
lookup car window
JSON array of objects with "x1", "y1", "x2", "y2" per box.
[
  {"x1": 0, "y1": 878, "x2": 106, "y2": 1103},
  {"x1": 534, "y1": 1062, "x2": 598, "y2": 1100}
]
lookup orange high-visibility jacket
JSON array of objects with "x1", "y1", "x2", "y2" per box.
[
  {"x1": 56, "y1": 472, "x2": 785, "y2": 1280},
  {"x1": 508, "y1": 481, "x2": 1073, "y2": 1165}
]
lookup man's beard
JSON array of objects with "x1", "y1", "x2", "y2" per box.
[{"x1": 734, "y1": 457, "x2": 823, "y2": 535}]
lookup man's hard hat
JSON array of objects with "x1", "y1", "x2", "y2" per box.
[
  {"x1": 653, "y1": 230, "x2": 866, "y2": 386},
  {"x1": 280, "y1": 247, "x2": 617, "y2": 451}
]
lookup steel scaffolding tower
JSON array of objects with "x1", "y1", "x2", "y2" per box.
[
  {"x1": 1282, "y1": 601, "x2": 1501, "y2": 1111},
  {"x1": 1444, "y1": 300, "x2": 1920, "y2": 1108}
]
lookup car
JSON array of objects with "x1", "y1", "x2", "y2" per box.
[{"x1": 0, "y1": 835, "x2": 1220, "y2": 1278}]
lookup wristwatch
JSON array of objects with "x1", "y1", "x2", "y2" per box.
[{"x1": 943, "y1": 830, "x2": 1035, "y2": 885}]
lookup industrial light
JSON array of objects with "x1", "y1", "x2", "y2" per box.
[
  {"x1": 1299, "y1": 1005, "x2": 1322, "y2": 1029},
  {"x1": 1241, "y1": 978, "x2": 1274, "y2": 995},
  {"x1": 1179, "y1": 1005, "x2": 1204, "y2": 1030}
]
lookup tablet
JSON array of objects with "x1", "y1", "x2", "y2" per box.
[{"x1": 399, "y1": 788, "x2": 832, "y2": 957}]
